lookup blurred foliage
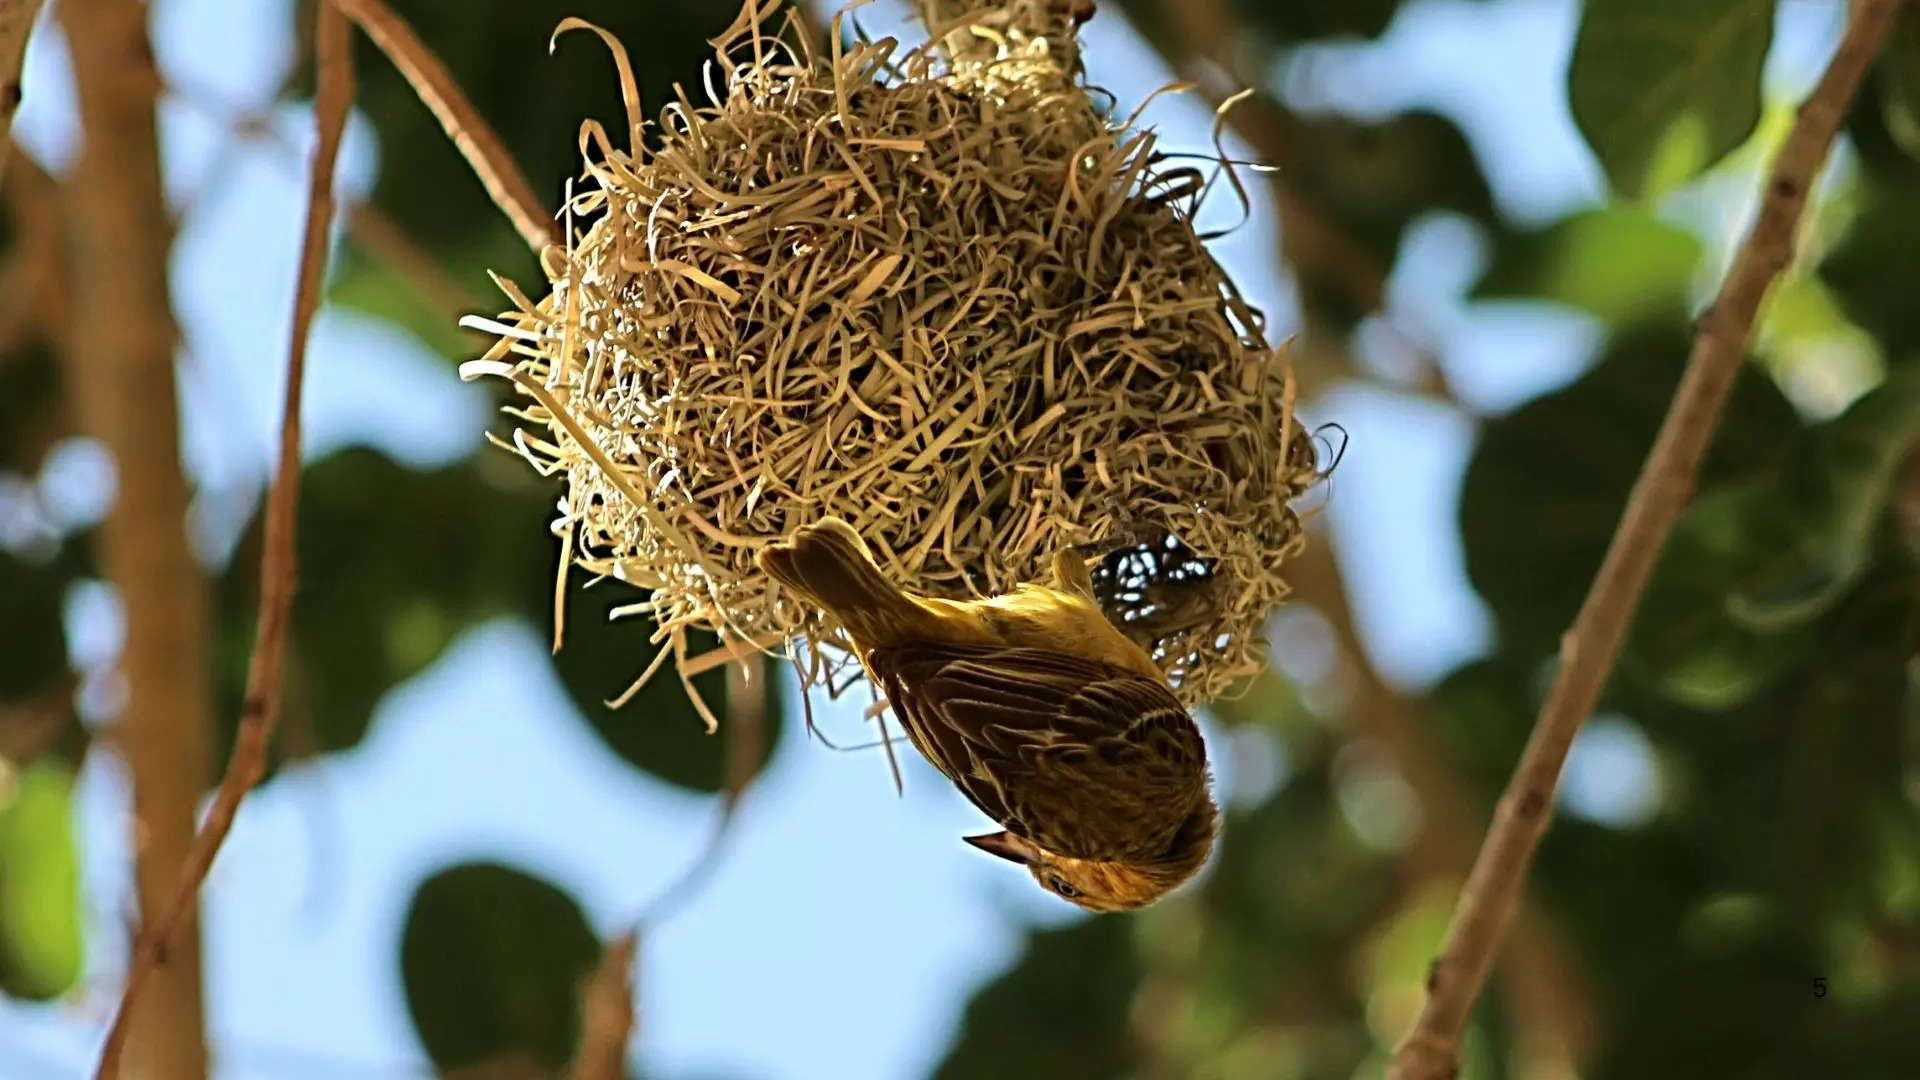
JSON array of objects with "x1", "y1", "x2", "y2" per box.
[
  {"x1": 400, "y1": 861, "x2": 602, "y2": 1074},
  {"x1": 1568, "y1": 0, "x2": 1774, "y2": 199},
  {"x1": 309, "y1": 0, "x2": 739, "y2": 333},
  {"x1": 0, "y1": 347, "x2": 65, "y2": 476},
  {"x1": 210, "y1": 446, "x2": 781, "y2": 791},
  {"x1": 5, "y1": 0, "x2": 1918, "y2": 1076},
  {"x1": 1879, "y1": 4, "x2": 1920, "y2": 164},
  {"x1": 0, "y1": 760, "x2": 83, "y2": 1000},
  {"x1": 1474, "y1": 208, "x2": 1702, "y2": 326},
  {"x1": 1461, "y1": 318, "x2": 1803, "y2": 661},
  {"x1": 1286, "y1": 110, "x2": 1496, "y2": 326},
  {"x1": 1820, "y1": 170, "x2": 1920, "y2": 356},
  {"x1": 933, "y1": 916, "x2": 1142, "y2": 1080},
  {"x1": 1627, "y1": 369, "x2": 1920, "y2": 709},
  {"x1": 1288, "y1": 111, "x2": 1495, "y2": 262},
  {"x1": 1227, "y1": 0, "x2": 1400, "y2": 44},
  {"x1": 0, "y1": 544, "x2": 74, "y2": 703}
]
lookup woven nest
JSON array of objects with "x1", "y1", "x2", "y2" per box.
[{"x1": 463, "y1": 2, "x2": 1320, "y2": 718}]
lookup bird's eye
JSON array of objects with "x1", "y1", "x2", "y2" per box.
[{"x1": 1049, "y1": 876, "x2": 1080, "y2": 899}]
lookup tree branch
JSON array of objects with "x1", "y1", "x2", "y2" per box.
[
  {"x1": 570, "y1": 657, "x2": 769, "y2": 1077},
  {"x1": 634, "y1": 657, "x2": 769, "y2": 928},
  {"x1": 62, "y1": 0, "x2": 210, "y2": 1075},
  {"x1": 330, "y1": 0, "x2": 557, "y2": 256},
  {"x1": 571, "y1": 932, "x2": 638, "y2": 1080},
  {"x1": 90, "y1": 4, "x2": 353, "y2": 1076},
  {"x1": 1133, "y1": 0, "x2": 1449, "y2": 386},
  {"x1": 1281, "y1": 541, "x2": 1598, "y2": 1073},
  {"x1": 1387, "y1": 2, "x2": 1904, "y2": 1076},
  {"x1": 164, "y1": 77, "x2": 491, "y2": 324}
]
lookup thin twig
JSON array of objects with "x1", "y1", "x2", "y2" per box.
[
  {"x1": 633, "y1": 656, "x2": 769, "y2": 928},
  {"x1": 330, "y1": 0, "x2": 557, "y2": 255},
  {"x1": 1387, "y1": 3, "x2": 1903, "y2": 1076},
  {"x1": 90, "y1": 6, "x2": 353, "y2": 1077},
  {"x1": 163, "y1": 76, "x2": 490, "y2": 322},
  {"x1": 571, "y1": 931, "x2": 638, "y2": 1080},
  {"x1": 574, "y1": 658, "x2": 768, "y2": 1075},
  {"x1": 1136, "y1": 0, "x2": 1460, "y2": 402},
  {"x1": 0, "y1": 0, "x2": 49, "y2": 184},
  {"x1": 1279, "y1": 540, "x2": 1597, "y2": 1073}
]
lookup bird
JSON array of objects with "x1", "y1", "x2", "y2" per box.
[{"x1": 757, "y1": 517, "x2": 1217, "y2": 911}]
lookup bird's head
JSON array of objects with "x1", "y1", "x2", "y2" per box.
[{"x1": 963, "y1": 800, "x2": 1218, "y2": 912}]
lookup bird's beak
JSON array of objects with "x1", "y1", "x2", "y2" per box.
[{"x1": 963, "y1": 831, "x2": 1040, "y2": 865}]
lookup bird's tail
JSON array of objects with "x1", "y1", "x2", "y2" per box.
[{"x1": 758, "y1": 518, "x2": 929, "y2": 647}]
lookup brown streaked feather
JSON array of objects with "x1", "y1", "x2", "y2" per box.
[{"x1": 867, "y1": 641, "x2": 1208, "y2": 863}]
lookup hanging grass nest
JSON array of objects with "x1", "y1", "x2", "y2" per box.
[{"x1": 463, "y1": 1, "x2": 1321, "y2": 717}]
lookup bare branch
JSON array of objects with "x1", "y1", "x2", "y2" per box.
[
  {"x1": 1282, "y1": 541, "x2": 1598, "y2": 1073},
  {"x1": 1135, "y1": 0, "x2": 1459, "y2": 401},
  {"x1": 163, "y1": 78, "x2": 490, "y2": 323},
  {"x1": 569, "y1": 657, "x2": 770, "y2": 1076},
  {"x1": 90, "y1": 5, "x2": 353, "y2": 1076},
  {"x1": 63, "y1": 0, "x2": 212, "y2": 1074},
  {"x1": 634, "y1": 656, "x2": 769, "y2": 928},
  {"x1": 1387, "y1": 3, "x2": 1905, "y2": 1076},
  {"x1": 571, "y1": 932, "x2": 638, "y2": 1080},
  {"x1": 330, "y1": 0, "x2": 558, "y2": 256}
]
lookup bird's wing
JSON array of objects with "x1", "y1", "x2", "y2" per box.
[{"x1": 866, "y1": 642, "x2": 1207, "y2": 862}]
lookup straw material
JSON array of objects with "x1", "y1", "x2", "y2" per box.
[{"x1": 463, "y1": 1, "x2": 1319, "y2": 714}]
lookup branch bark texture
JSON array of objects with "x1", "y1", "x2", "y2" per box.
[
  {"x1": 61, "y1": 1, "x2": 208, "y2": 1076},
  {"x1": 88, "y1": 3, "x2": 352, "y2": 1077},
  {"x1": 331, "y1": 0, "x2": 556, "y2": 255},
  {"x1": 1388, "y1": 2, "x2": 1905, "y2": 1075}
]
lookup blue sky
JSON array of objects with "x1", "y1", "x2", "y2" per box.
[{"x1": 0, "y1": 0, "x2": 1848, "y2": 1077}]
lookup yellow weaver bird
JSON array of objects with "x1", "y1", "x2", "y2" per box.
[{"x1": 758, "y1": 518, "x2": 1217, "y2": 911}]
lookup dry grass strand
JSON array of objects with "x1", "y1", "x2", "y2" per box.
[{"x1": 465, "y1": 2, "x2": 1318, "y2": 711}]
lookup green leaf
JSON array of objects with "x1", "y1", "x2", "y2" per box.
[
  {"x1": 1592, "y1": 574, "x2": 1918, "y2": 1075},
  {"x1": 214, "y1": 448, "x2": 550, "y2": 763},
  {"x1": 1460, "y1": 318, "x2": 1800, "y2": 660},
  {"x1": 1568, "y1": 0, "x2": 1775, "y2": 199},
  {"x1": 1627, "y1": 368, "x2": 1920, "y2": 708},
  {"x1": 1726, "y1": 370, "x2": 1920, "y2": 625},
  {"x1": 400, "y1": 861, "x2": 601, "y2": 1073},
  {"x1": 0, "y1": 759, "x2": 83, "y2": 1000},
  {"x1": 1474, "y1": 207, "x2": 1702, "y2": 325},
  {"x1": 1622, "y1": 484, "x2": 1817, "y2": 710},
  {"x1": 1284, "y1": 110, "x2": 1497, "y2": 325},
  {"x1": 324, "y1": 0, "x2": 734, "y2": 271},
  {"x1": 1291, "y1": 109, "x2": 1497, "y2": 257},
  {"x1": 540, "y1": 571, "x2": 784, "y2": 795},
  {"x1": 933, "y1": 916, "x2": 1141, "y2": 1080},
  {"x1": 1227, "y1": 0, "x2": 1403, "y2": 42},
  {"x1": 213, "y1": 446, "x2": 783, "y2": 793},
  {"x1": 325, "y1": 243, "x2": 490, "y2": 362},
  {"x1": 1878, "y1": 3, "x2": 1920, "y2": 164},
  {"x1": 1425, "y1": 654, "x2": 1541, "y2": 796},
  {"x1": 1821, "y1": 172, "x2": 1920, "y2": 358}
]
